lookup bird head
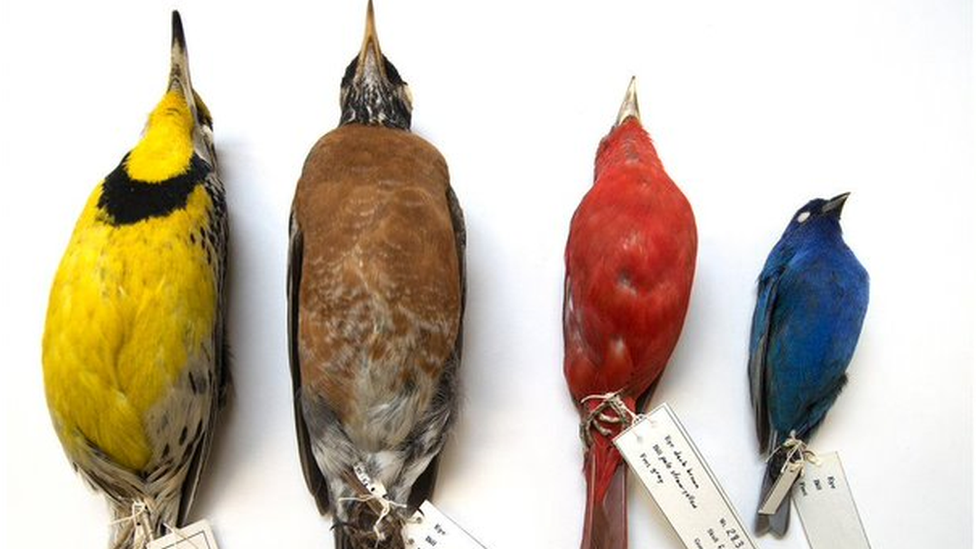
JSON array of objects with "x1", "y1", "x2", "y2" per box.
[
  {"x1": 127, "y1": 11, "x2": 214, "y2": 182},
  {"x1": 783, "y1": 192, "x2": 850, "y2": 237},
  {"x1": 594, "y1": 77, "x2": 665, "y2": 179},
  {"x1": 339, "y1": 0, "x2": 413, "y2": 130}
]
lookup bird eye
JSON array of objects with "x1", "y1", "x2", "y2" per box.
[{"x1": 797, "y1": 211, "x2": 811, "y2": 223}]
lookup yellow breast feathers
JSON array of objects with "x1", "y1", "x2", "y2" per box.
[{"x1": 42, "y1": 91, "x2": 223, "y2": 472}]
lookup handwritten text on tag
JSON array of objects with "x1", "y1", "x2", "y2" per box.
[
  {"x1": 614, "y1": 404, "x2": 758, "y2": 549},
  {"x1": 793, "y1": 452, "x2": 870, "y2": 549},
  {"x1": 403, "y1": 501, "x2": 487, "y2": 549}
]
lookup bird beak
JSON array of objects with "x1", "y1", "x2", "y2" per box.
[
  {"x1": 168, "y1": 11, "x2": 197, "y2": 119},
  {"x1": 354, "y1": 0, "x2": 387, "y2": 83},
  {"x1": 823, "y1": 192, "x2": 851, "y2": 215},
  {"x1": 615, "y1": 76, "x2": 641, "y2": 126}
]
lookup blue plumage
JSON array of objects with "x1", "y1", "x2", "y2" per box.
[{"x1": 748, "y1": 193, "x2": 869, "y2": 536}]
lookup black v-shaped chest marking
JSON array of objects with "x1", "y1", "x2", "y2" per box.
[{"x1": 98, "y1": 154, "x2": 211, "y2": 226}]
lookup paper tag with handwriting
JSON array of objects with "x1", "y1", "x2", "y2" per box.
[
  {"x1": 793, "y1": 452, "x2": 870, "y2": 549},
  {"x1": 147, "y1": 520, "x2": 219, "y2": 549},
  {"x1": 614, "y1": 404, "x2": 759, "y2": 549},
  {"x1": 403, "y1": 500, "x2": 487, "y2": 549}
]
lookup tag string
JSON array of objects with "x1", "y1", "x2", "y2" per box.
[
  {"x1": 339, "y1": 493, "x2": 407, "y2": 541},
  {"x1": 579, "y1": 391, "x2": 638, "y2": 447},
  {"x1": 772, "y1": 432, "x2": 822, "y2": 474},
  {"x1": 343, "y1": 466, "x2": 408, "y2": 542}
]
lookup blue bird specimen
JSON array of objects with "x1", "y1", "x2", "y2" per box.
[{"x1": 748, "y1": 193, "x2": 869, "y2": 536}]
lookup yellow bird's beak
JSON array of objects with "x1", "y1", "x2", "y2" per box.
[{"x1": 168, "y1": 11, "x2": 197, "y2": 118}]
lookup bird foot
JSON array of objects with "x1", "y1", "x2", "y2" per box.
[{"x1": 578, "y1": 392, "x2": 637, "y2": 447}]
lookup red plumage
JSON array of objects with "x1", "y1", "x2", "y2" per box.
[{"x1": 563, "y1": 79, "x2": 697, "y2": 549}]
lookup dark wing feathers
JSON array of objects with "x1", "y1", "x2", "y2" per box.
[
  {"x1": 287, "y1": 215, "x2": 331, "y2": 514},
  {"x1": 178, "y1": 169, "x2": 229, "y2": 524},
  {"x1": 445, "y1": 184, "x2": 467, "y2": 318},
  {"x1": 748, "y1": 272, "x2": 780, "y2": 456}
]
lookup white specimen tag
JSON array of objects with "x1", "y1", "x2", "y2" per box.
[
  {"x1": 614, "y1": 404, "x2": 759, "y2": 549},
  {"x1": 146, "y1": 520, "x2": 219, "y2": 549},
  {"x1": 792, "y1": 452, "x2": 871, "y2": 549},
  {"x1": 403, "y1": 501, "x2": 487, "y2": 549},
  {"x1": 758, "y1": 459, "x2": 803, "y2": 515},
  {"x1": 354, "y1": 462, "x2": 389, "y2": 497}
]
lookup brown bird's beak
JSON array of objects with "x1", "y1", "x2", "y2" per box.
[
  {"x1": 354, "y1": 0, "x2": 387, "y2": 83},
  {"x1": 615, "y1": 76, "x2": 641, "y2": 126}
]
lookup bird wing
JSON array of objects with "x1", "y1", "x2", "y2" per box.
[
  {"x1": 405, "y1": 183, "x2": 466, "y2": 509},
  {"x1": 748, "y1": 269, "x2": 781, "y2": 455},
  {"x1": 177, "y1": 168, "x2": 229, "y2": 524},
  {"x1": 446, "y1": 184, "x2": 467, "y2": 327},
  {"x1": 762, "y1": 251, "x2": 869, "y2": 443},
  {"x1": 287, "y1": 212, "x2": 331, "y2": 514}
]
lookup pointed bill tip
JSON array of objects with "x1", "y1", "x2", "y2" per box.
[
  {"x1": 168, "y1": 11, "x2": 192, "y2": 97},
  {"x1": 824, "y1": 192, "x2": 851, "y2": 213},
  {"x1": 615, "y1": 76, "x2": 641, "y2": 126},
  {"x1": 171, "y1": 10, "x2": 186, "y2": 51},
  {"x1": 356, "y1": 0, "x2": 383, "y2": 76},
  {"x1": 363, "y1": 0, "x2": 379, "y2": 50},
  {"x1": 366, "y1": 0, "x2": 376, "y2": 29}
]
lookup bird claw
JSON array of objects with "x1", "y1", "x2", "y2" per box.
[{"x1": 578, "y1": 392, "x2": 637, "y2": 447}]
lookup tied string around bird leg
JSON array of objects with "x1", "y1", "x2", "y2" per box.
[
  {"x1": 758, "y1": 431, "x2": 825, "y2": 515},
  {"x1": 110, "y1": 501, "x2": 155, "y2": 549},
  {"x1": 341, "y1": 464, "x2": 408, "y2": 544},
  {"x1": 770, "y1": 432, "x2": 822, "y2": 473},
  {"x1": 579, "y1": 391, "x2": 638, "y2": 447},
  {"x1": 110, "y1": 499, "x2": 204, "y2": 549}
]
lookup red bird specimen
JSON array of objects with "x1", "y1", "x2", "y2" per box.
[{"x1": 563, "y1": 78, "x2": 697, "y2": 549}]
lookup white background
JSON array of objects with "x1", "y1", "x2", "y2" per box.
[{"x1": 1, "y1": 1, "x2": 972, "y2": 548}]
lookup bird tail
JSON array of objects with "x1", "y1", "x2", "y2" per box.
[
  {"x1": 580, "y1": 436, "x2": 627, "y2": 549},
  {"x1": 755, "y1": 450, "x2": 791, "y2": 537}
]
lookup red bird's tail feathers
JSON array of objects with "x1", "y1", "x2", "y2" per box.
[{"x1": 581, "y1": 435, "x2": 627, "y2": 549}]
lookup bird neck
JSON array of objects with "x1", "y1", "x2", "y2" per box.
[
  {"x1": 127, "y1": 91, "x2": 195, "y2": 183},
  {"x1": 339, "y1": 81, "x2": 412, "y2": 130},
  {"x1": 786, "y1": 218, "x2": 845, "y2": 247},
  {"x1": 594, "y1": 118, "x2": 665, "y2": 181}
]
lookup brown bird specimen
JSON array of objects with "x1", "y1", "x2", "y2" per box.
[{"x1": 287, "y1": 2, "x2": 465, "y2": 548}]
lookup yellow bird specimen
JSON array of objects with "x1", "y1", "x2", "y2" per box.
[{"x1": 42, "y1": 12, "x2": 227, "y2": 549}]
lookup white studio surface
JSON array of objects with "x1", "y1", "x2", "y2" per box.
[{"x1": 0, "y1": 1, "x2": 972, "y2": 548}]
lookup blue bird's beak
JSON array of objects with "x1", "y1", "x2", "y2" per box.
[{"x1": 823, "y1": 192, "x2": 850, "y2": 216}]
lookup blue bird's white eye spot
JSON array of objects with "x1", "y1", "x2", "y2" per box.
[{"x1": 797, "y1": 211, "x2": 811, "y2": 223}]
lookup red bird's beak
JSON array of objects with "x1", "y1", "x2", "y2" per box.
[{"x1": 615, "y1": 77, "x2": 641, "y2": 126}]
